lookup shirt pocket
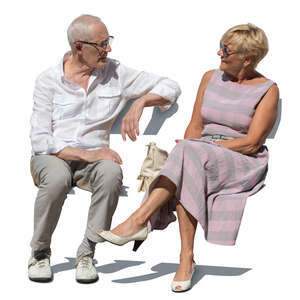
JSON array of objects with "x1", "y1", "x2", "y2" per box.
[
  {"x1": 52, "y1": 95, "x2": 81, "y2": 120},
  {"x1": 87, "y1": 88, "x2": 122, "y2": 121}
]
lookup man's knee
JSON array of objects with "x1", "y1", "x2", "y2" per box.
[
  {"x1": 31, "y1": 155, "x2": 72, "y2": 193},
  {"x1": 43, "y1": 171, "x2": 72, "y2": 194},
  {"x1": 34, "y1": 172, "x2": 72, "y2": 209},
  {"x1": 92, "y1": 160, "x2": 123, "y2": 190}
]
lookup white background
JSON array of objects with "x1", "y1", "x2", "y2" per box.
[{"x1": 0, "y1": 0, "x2": 299, "y2": 299}]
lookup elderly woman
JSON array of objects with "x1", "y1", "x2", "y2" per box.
[{"x1": 98, "y1": 23, "x2": 279, "y2": 292}]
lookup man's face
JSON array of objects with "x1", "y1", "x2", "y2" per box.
[{"x1": 76, "y1": 22, "x2": 112, "y2": 68}]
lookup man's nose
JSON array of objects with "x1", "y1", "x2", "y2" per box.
[
  {"x1": 217, "y1": 49, "x2": 223, "y2": 57},
  {"x1": 106, "y1": 44, "x2": 112, "y2": 52}
]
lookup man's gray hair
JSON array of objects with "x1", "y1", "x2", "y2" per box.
[{"x1": 67, "y1": 15, "x2": 102, "y2": 47}]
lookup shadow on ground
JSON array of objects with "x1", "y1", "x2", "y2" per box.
[{"x1": 52, "y1": 257, "x2": 251, "y2": 288}]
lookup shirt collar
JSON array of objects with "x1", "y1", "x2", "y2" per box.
[
  {"x1": 58, "y1": 52, "x2": 103, "y2": 87},
  {"x1": 59, "y1": 52, "x2": 72, "y2": 85}
]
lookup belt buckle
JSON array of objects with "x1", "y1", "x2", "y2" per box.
[{"x1": 213, "y1": 134, "x2": 222, "y2": 140}]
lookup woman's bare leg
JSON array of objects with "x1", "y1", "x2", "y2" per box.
[
  {"x1": 173, "y1": 201, "x2": 197, "y2": 291},
  {"x1": 109, "y1": 175, "x2": 176, "y2": 237}
]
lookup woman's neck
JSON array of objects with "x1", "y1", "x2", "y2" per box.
[{"x1": 228, "y1": 68, "x2": 259, "y2": 84}]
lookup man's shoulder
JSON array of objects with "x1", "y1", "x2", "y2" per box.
[
  {"x1": 35, "y1": 64, "x2": 59, "y2": 84},
  {"x1": 100, "y1": 58, "x2": 121, "y2": 73},
  {"x1": 96, "y1": 58, "x2": 122, "y2": 81},
  {"x1": 101, "y1": 58, "x2": 140, "y2": 78},
  {"x1": 106, "y1": 58, "x2": 121, "y2": 67}
]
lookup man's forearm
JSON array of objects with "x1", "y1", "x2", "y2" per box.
[
  {"x1": 137, "y1": 93, "x2": 171, "y2": 107},
  {"x1": 53, "y1": 146, "x2": 89, "y2": 161}
]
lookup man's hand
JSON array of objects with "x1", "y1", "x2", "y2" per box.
[
  {"x1": 121, "y1": 99, "x2": 145, "y2": 141},
  {"x1": 84, "y1": 147, "x2": 123, "y2": 164}
]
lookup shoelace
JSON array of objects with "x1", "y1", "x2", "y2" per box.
[
  {"x1": 78, "y1": 256, "x2": 91, "y2": 269},
  {"x1": 37, "y1": 259, "x2": 48, "y2": 268}
]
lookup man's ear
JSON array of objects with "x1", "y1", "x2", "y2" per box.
[{"x1": 75, "y1": 42, "x2": 81, "y2": 50}]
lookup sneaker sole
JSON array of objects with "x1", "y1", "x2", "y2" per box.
[
  {"x1": 76, "y1": 276, "x2": 99, "y2": 284},
  {"x1": 28, "y1": 276, "x2": 53, "y2": 283}
]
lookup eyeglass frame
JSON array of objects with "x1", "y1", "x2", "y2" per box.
[
  {"x1": 75, "y1": 36, "x2": 114, "y2": 53},
  {"x1": 219, "y1": 42, "x2": 237, "y2": 58}
]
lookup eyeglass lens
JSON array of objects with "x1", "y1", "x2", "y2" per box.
[
  {"x1": 101, "y1": 36, "x2": 114, "y2": 48},
  {"x1": 220, "y1": 42, "x2": 228, "y2": 57}
]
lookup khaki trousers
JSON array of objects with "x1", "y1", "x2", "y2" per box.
[{"x1": 30, "y1": 155, "x2": 123, "y2": 252}]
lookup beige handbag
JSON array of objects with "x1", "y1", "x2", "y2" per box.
[{"x1": 137, "y1": 142, "x2": 168, "y2": 192}]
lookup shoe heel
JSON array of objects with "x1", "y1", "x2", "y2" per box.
[{"x1": 132, "y1": 240, "x2": 144, "y2": 252}]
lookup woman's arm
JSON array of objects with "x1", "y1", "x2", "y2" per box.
[
  {"x1": 216, "y1": 84, "x2": 279, "y2": 155},
  {"x1": 184, "y1": 70, "x2": 215, "y2": 139}
]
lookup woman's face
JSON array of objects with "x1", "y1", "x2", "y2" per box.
[{"x1": 217, "y1": 42, "x2": 246, "y2": 76}]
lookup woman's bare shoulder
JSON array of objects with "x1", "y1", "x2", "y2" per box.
[
  {"x1": 203, "y1": 69, "x2": 216, "y2": 80},
  {"x1": 200, "y1": 69, "x2": 216, "y2": 87}
]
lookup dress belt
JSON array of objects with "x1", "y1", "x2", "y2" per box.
[{"x1": 205, "y1": 134, "x2": 234, "y2": 140}]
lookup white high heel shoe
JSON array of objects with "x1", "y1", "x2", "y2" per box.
[
  {"x1": 171, "y1": 260, "x2": 196, "y2": 292},
  {"x1": 97, "y1": 227, "x2": 148, "y2": 252}
]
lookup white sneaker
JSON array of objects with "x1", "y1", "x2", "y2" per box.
[
  {"x1": 75, "y1": 255, "x2": 98, "y2": 283},
  {"x1": 28, "y1": 257, "x2": 52, "y2": 282}
]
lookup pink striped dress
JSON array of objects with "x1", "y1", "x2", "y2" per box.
[{"x1": 144, "y1": 69, "x2": 275, "y2": 246}]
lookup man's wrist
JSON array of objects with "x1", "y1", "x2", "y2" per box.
[
  {"x1": 77, "y1": 149, "x2": 90, "y2": 161},
  {"x1": 136, "y1": 97, "x2": 147, "y2": 107}
]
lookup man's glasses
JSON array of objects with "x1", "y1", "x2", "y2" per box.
[
  {"x1": 219, "y1": 42, "x2": 236, "y2": 57},
  {"x1": 76, "y1": 36, "x2": 114, "y2": 52}
]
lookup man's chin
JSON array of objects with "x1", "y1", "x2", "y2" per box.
[{"x1": 96, "y1": 59, "x2": 108, "y2": 68}]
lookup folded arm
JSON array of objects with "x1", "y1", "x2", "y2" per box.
[{"x1": 215, "y1": 84, "x2": 279, "y2": 155}]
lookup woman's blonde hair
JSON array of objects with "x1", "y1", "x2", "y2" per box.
[{"x1": 221, "y1": 23, "x2": 269, "y2": 67}]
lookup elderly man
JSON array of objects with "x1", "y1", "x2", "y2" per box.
[{"x1": 28, "y1": 14, "x2": 181, "y2": 283}]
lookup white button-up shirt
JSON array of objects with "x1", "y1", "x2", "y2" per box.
[{"x1": 30, "y1": 54, "x2": 181, "y2": 155}]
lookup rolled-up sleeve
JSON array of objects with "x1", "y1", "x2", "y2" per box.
[
  {"x1": 119, "y1": 64, "x2": 181, "y2": 110},
  {"x1": 30, "y1": 73, "x2": 69, "y2": 155}
]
